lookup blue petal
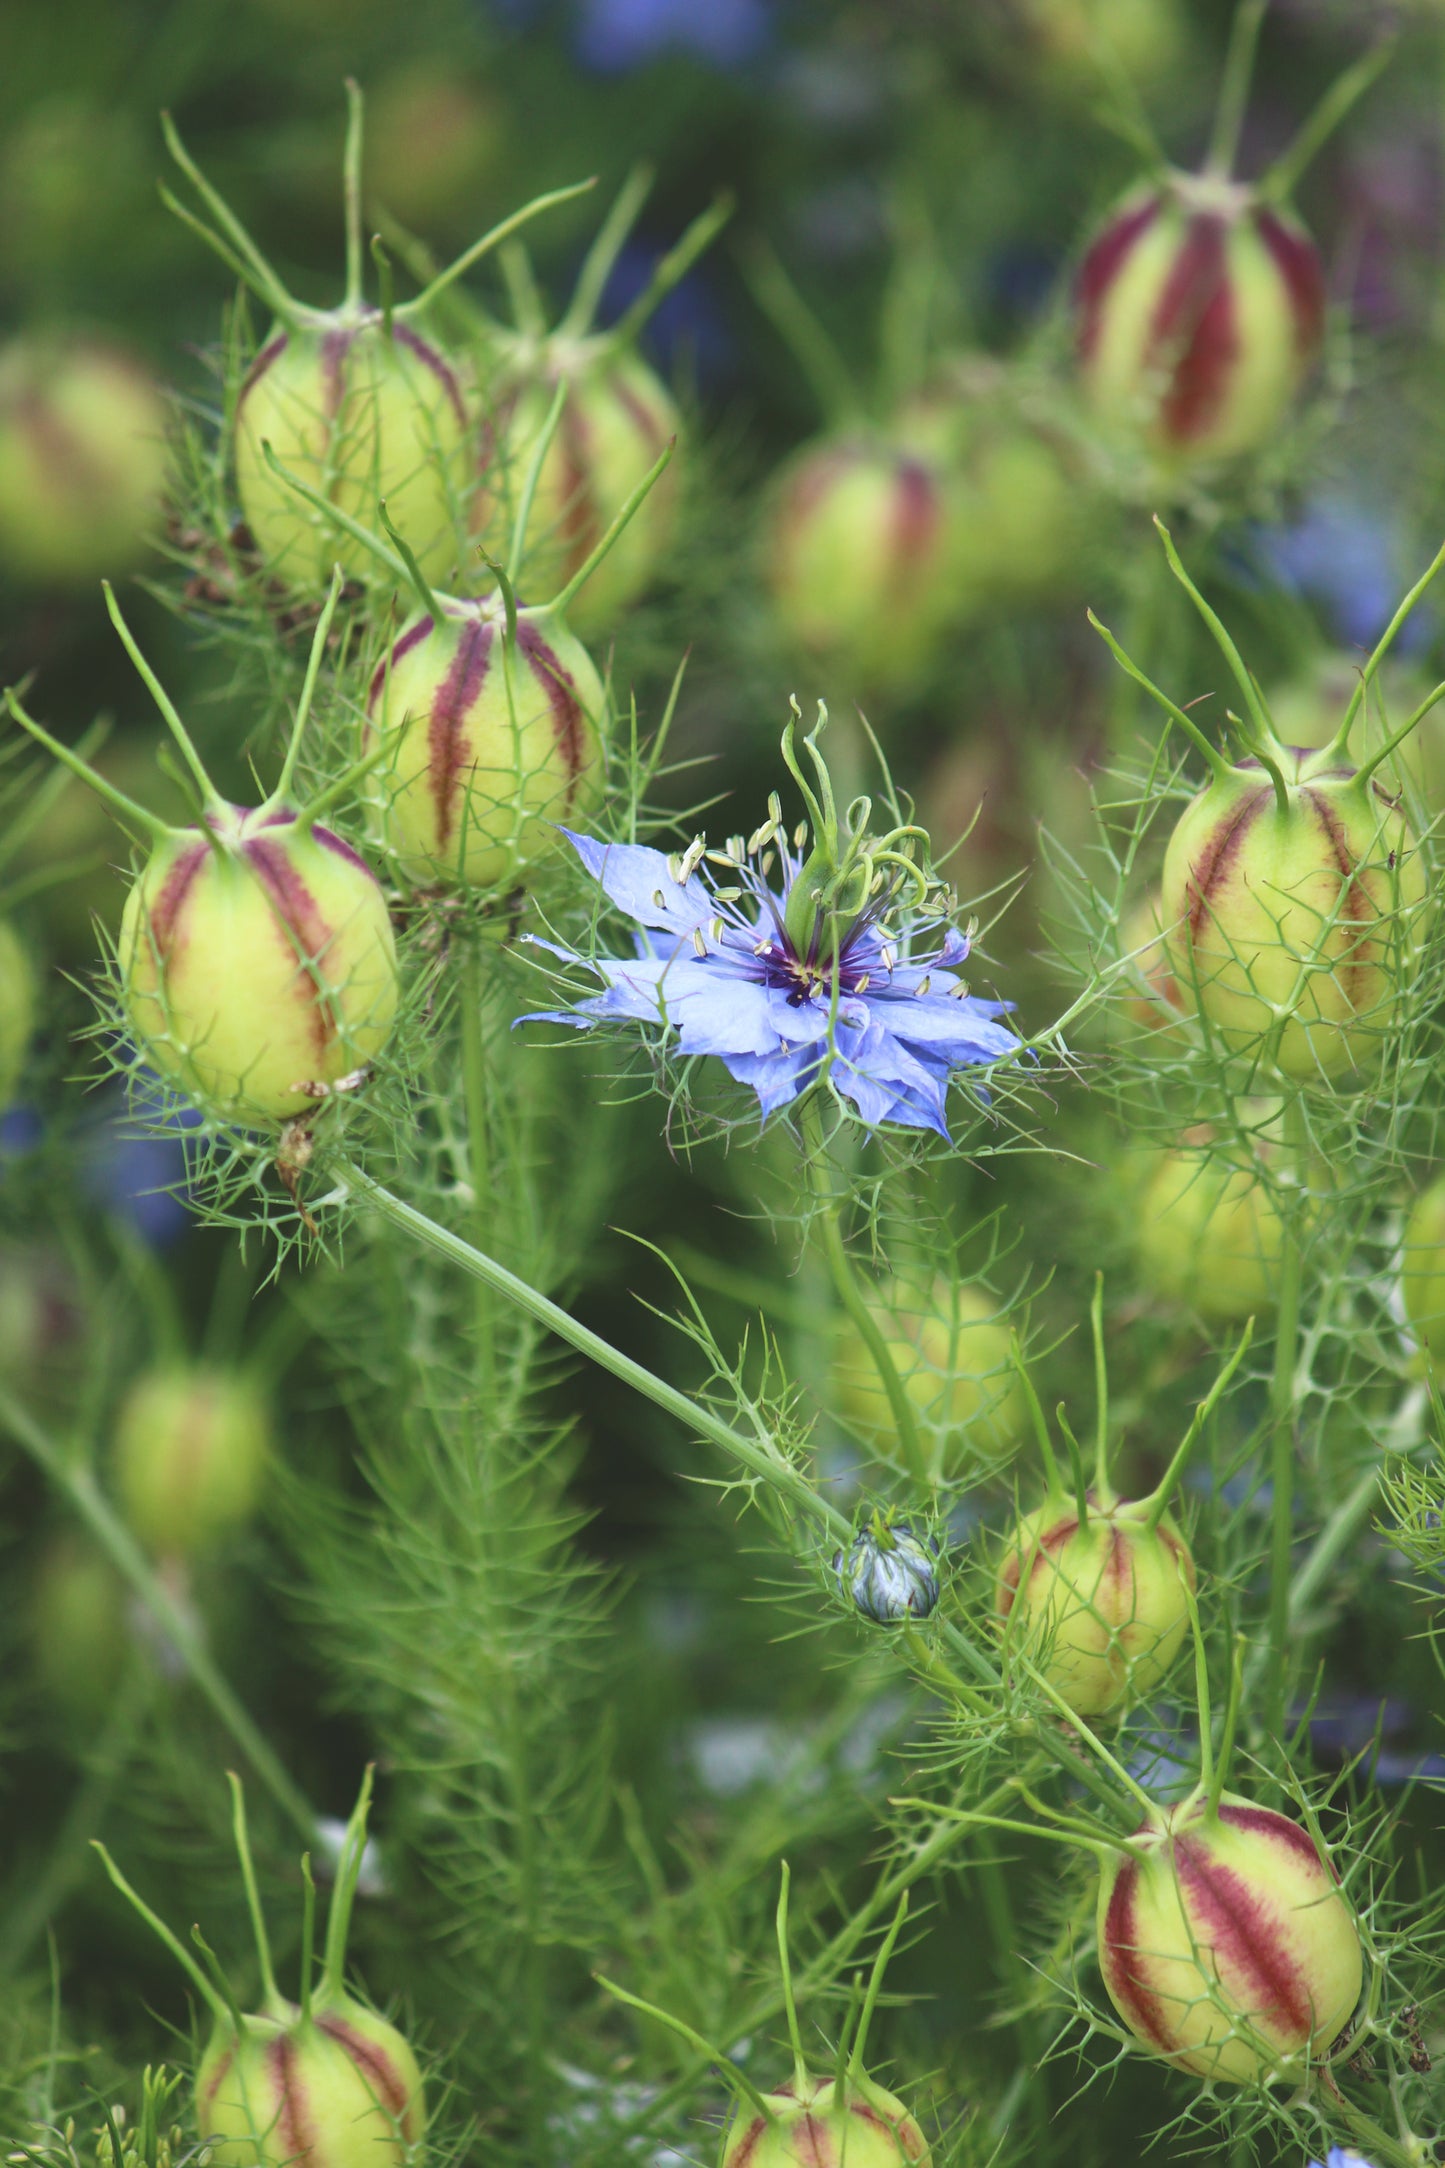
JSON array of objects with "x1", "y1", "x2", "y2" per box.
[
  {"x1": 885, "y1": 993, "x2": 1020, "y2": 1062},
  {"x1": 563, "y1": 831, "x2": 712, "y2": 934},
  {"x1": 721, "y1": 1045, "x2": 819, "y2": 1117}
]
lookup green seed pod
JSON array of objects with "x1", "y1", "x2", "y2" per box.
[
  {"x1": 1118, "y1": 887, "x2": 1185, "y2": 1036},
  {"x1": 763, "y1": 436, "x2": 958, "y2": 693},
  {"x1": 1133, "y1": 1130, "x2": 1289, "y2": 1323},
  {"x1": 996, "y1": 1495, "x2": 1195, "y2": 1717},
  {"x1": 113, "y1": 1365, "x2": 272, "y2": 1557},
  {"x1": 718, "y1": 2073, "x2": 931, "y2": 2168},
  {"x1": 1160, "y1": 746, "x2": 1425, "y2": 1079},
  {"x1": 0, "y1": 338, "x2": 167, "y2": 584},
  {"x1": 364, "y1": 592, "x2": 607, "y2": 891},
  {"x1": 1076, "y1": 173, "x2": 1324, "y2": 467},
  {"x1": 30, "y1": 1532, "x2": 129, "y2": 1721},
  {"x1": 1401, "y1": 1172, "x2": 1445, "y2": 1373},
  {"x1": 119, "y1": 807, "x2": 399, "y2": 1125},
  {"x1": 832, "y1": 1281, "x2": 1024, "y2": 1477},
  {"x1": 479, "y1": 348, "x2": 680, "y2": 632},
  {"x1": 1024, "y1": 0, "x2": 1191, "y2": 98},
  {"x1": 196, "y1": 1996, "x2": 423, "y2": 2168},
  {"x1": 1097, "y1": 1790, "x2": 1362, "y2": 2081},
  {"x1": 235, "y1": 312, "x2": 469, "y2": 590},
  {"x1": 0, "y1": 917, "x2": 36, "y2": 1105}
]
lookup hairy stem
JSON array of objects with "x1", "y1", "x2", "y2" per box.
[{"x1": 1267, "y1": 1090, "x2": 1307, "y2": 1740}]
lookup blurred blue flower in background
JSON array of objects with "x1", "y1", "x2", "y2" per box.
[
  {"x1": 598, "y1": 239, "x2": 737, "y2": 390},
  {"x1": 78, "y1": 1078, "x2": 200, "y2": 1248},
  {"x1": 1309, "y1": 2149, "x2": 1378, "y2": 2168},
  {"x1": 575, "y1": 0, "x2": 772, "y2": 73},
  {"x1": 1251, "y1": 493, "x2": 1434, "y2": 655}
]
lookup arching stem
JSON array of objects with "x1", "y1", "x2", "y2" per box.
[
  {"x1": 103, "y1": 583, "x2": 222, "y2": 814},
  {"x1": 271, "y1": 567, "x2": 346, "y2": 807},
  {"x1": 1205, "y1": 0, "x2": 1269, "y2": 181}
]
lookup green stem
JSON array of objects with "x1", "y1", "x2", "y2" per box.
[
  {"x1": 1267, "y1": 1090, "x2": 1307, "y2": 1740},
  {"x1": 459, "y1": 943, "x2": 498, "y2": 1403},
  {"x1": 0, "y1": 1385, "x2": 316, "y2": 1842},
  {"x1": 976, "y1": 1856, "x2": 1047, "y2": 2144},
  {"x1": 1205, "y1": 0, "x2": 1268, "y2": 180},
  {"x1": 798, "y1": 1093, "x2": 931, "y2": 1493},
  {"x1": 333, "y1": 1162, "x2": 851, "y2": 1543}
]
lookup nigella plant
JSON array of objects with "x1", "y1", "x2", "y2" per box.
[{"x1": 524, "y1": 703, "x2": 1021, "y2": 1138}]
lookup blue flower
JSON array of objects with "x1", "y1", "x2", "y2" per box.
[
  {"x1": 574, "y1": 0, "x2": 771, "y2": 73},
  {"x1": 524, "y1": 820, "x2": 1019, "y2": 1139},
  {"x1": 1309, "y1": 2149, "x2": 1378, "y2": 2168}
]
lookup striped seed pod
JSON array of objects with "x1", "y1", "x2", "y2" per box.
[
  {"x1": 1160, "y1": 747, "x2": 1425, "y2": 1079},
  {"x1": 718, "y1": 2073, "x2": 931, "y2": 2168},
  {"x1": 1401, "y1": 1171, "x2": 1445, "y2": 1373},
  {"x1": 996, "y1": 1497, "x2": 1195, "y2": 1717},
  {"x1": 832, "y1": 1281, "x2": 1023, "y2": 1480},
  {"x1": 235, "y1": 309, "x2": 469, "y2": 589},
  {"x1": 119, "y1": 807, "x2": 399, "y2": 1124},
  {"x1": 1119, "y1": 888, "x2": 1185, "y2": 1035},
  {"x1": 1134, "y1": 1131, "x2": 1288, "y2": 1323},
  {"x1": 0, "y1": 338, "x2": 167, "y2": 583},
  {"x1": 364, "y1": 594, "x2": 606, "y2": 892},
  {"x1": 1097, "y1": 1791, "x2": 1362, "y2": 2081},
  {"x1": 478, "y1": 348, "x2": 680, "y2": 632},
  {"x1": 1075, "y1": 174, "x2": 1325, "y2": 465},
  {"x1": 196, "y1": 1997, "x2": 424, "y2": 2168},
  {"x1": 113, "y1": 1364, "x2": 271, "y2": 1557},
  {"x1": 764, "y1": 437, "x2": 959, "y2": 694}
]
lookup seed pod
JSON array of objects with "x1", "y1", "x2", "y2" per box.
[
  {"x1": 30, "y1": 1532, "x2": 129, "y2": 1721},
  {"x1": 835, "y1": 1518, "x2": 941, "y2": 1625},
  {"x1": 1119, "y1": 888, "x2": 1185, "y2": 1034},
  {"x1": 113, "y1": 1364, "x2": 271, "y2": 1556},
  {"x1": 196, "y1": 1996, "x2": 424, "y2": 2168},
  {"x1": 0, "y1": 338, "x2": 167, "y2": 583},
  {"x1": 1160, "y1": 746, "x2": 1425, "y2": 1079},
  {"x1": 1076, "y1": 174, "x2": 1325, "y2": 466},
  {"x1": 1133, "y1": 1131, "x2": 1288, "y2": 1323},
  {"x1": 718, "y1": 2072, "x2": 931, "y2": 2168},
  {"x1": 764, "y1": 436, "x2": 959, "y2": 693},
  {"x1": 364, "y1": 594, "x2": 606, "y2": 891},
  {"x1": 0, "y1": 918, "x2": 36, "y2": 1105},
  {"x1": 997, "y1": 1496, "x2": 1195, "y2": 1716},
  {"x1": 832, "y1": 1281, "x2": 1023, "y2": 1478},
  {"x1": 118, "y1": 807, "x2": 399, "y2": 1124},
  {"x1": 1401, "y1": 1173, "x2": 1445, "y2": 1372},
  {"x1": 1270, "y1": 653, "x2": 1445, "y2": 813},
  {"x1": 1097, "y1": 1790, "x2": 1362, "y2": 2081},
  {"x1": 479, "y1": 350, "x2": 680, "y2": 631},
  {"x1": 235, "y1": 312, "x2": 469, "y2": 590}
]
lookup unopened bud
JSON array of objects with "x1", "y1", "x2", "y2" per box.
[{"x1": 835, "y1": 1517, "x2": 941, "y2": 1625}]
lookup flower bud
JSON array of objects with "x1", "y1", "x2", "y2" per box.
[
  {"x1": 113, "y1": 1364, "x2": 271, "y2": 1556},
  {"x1": 1401, "y1": 1173, "x2": 1445, "y2": 1372},
  {"x1": 835, "y1": 1517, "x2": 941, "y2": 1625},
  {"x1": 763, "y1": 436, "x2": 958, "y2": 692},
  {"x1": 364, "y1": 595, "x2": 606, "y2": 891},
  {"x1": 196, "y1": 1996, "x2": 424, "y2": 2168},
  {"x1": 1160, "y1": 747, "x2": 1425, "y2": 1079},
  {"x1": 1076, "y1": 174, "x2": 1325, "y2": 465},
  {"x1": 1133, "y1": 1130, "x2": 1288, "y2": 1323},
  {"x1": 235, "y1": 311, "x2": 468, "y2": 589},
  {"x1": 832, "y1": 1281, "x2": 1023, "y2": 1478},
  {"x1": 118, "y1": 807, "x2": 399, "y2": 1124},
  {"x1": 1097, "y1": 1790, "x2": 1362, "y2": 2080},
  {"x1": 997, "y1": 1495, "x2": 1194, "y2": 1716},
  {"x1": 0, "y1": 338, "x2": 167, "y2": 583},
  {"x1": 478, "y1": 349, "x2": 680, "y2": 631},
  {"x1": 0, "y1": 917, "x2": 36, "y2": 1105},
  {"x1": 718, "y1": 2072, "x2": 930, "y2": 2168}
]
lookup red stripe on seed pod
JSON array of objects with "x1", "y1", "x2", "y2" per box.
[
  {"x1": 1215, "y1": 1803, "x2": 1334, "y2": 1877},
  {"x1": 516, "y1": 621, "x2": 587, "y2": 791},
  {"x1": 242, "y1": 836, "x2": 336, "y2": 1059},
  {"x1": 270, "y1": 2033, "x2": 314, "y2": 2167},
  {"x1": 1304, "y1": 787, "x2": 1374, "y2": 1014},
  {"x1": 607, "y1": 364, "x2": 667, "y2": 449},
  {"x1": 315, "y1": 2014, "x2": 416, "y2": 2129},
  {"x1": 320, "y1": 326, "x2": 359, "y2": 421},
  {"x1": 1254, "y1": 209, "x2": 1326, "y2": 359},
  {"x1": 889, "y1": 460, "x2": 942, "y2": 591},
  {"x1": 199, "y1": 2045, "x2": 235, "y2": 2115},
  {"x1": 1184, "y1": 787, "x2": 1268, "y2": 944},
  {"x1": 394, "y1": 323, "x2": 466, "y2": 428},
  {"x1": 312, "y1": 822, "x2": 378, "y2": 881},
  {"x1": 557, "y1": 392, "x2": 599, "y2": 577},
  {"x1": 16, "y1": 388, "x2": 114, "y2": 507},
  {"x1": 1172, "y1": 1834, "x2": 1314, "y2": 2038},
  {"x1": 368, "y1": 614, "x2": 436, "y2": 715},
  {"x1": 1148, "y1": 214, "x2": 1235, "y2": 444},
  {"x1": 794, "y1": 2112, "x2": 833, "y2": 2167},
  {"x1": 239, "y1": 333, "x2": 288, "y2": 406},
  {"x1": 1101, "y1": 1857, "x2": 1176, "y2": 2052},
  {"x1": 428, "y1": 618, "x2": 494, "y2": 848},
  {"x1": 1076, "y1": 194, "x2": 1163, "y2": 362},
  {"x1": 147, "y1": 843, "x2": 210, "y2": 961},
  {"x1": 727, "y1": 2116, "x2": 769, "y2": 2168}
]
